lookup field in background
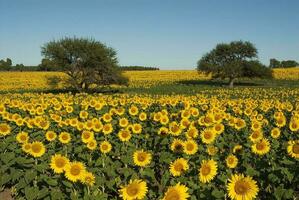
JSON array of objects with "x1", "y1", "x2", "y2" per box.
[{"x1": 0, "y1": 68, "x2": 298, "y2": 92}]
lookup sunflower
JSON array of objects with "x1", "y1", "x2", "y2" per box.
[
  {"x1": 226, "y1": 155, "x2": 238, "y2": 169},
  {"x1": 129, "y1": 105, "x2": 139, "y2": 116},
  {"x1": 185, "y1": 127, "x2": 198, "y2": 139},
  {"x1": 169, "y1": 122, "x2": 182, "y2": 136},
  {"x1": 59, "y1": 132, "x2": 71, "y2": 144},
  {"x1": 234, "y1": 119, "x2": 246, "y2": 130},
  {"x1": 289, "y1": 120, "x2": 299, "y2": 132},
  {"x1": 81, "y1": 130, "x2": 94, "y2": 143},
  {"x1": 87, "y1": 140, "x2": 97, "y2": 150},
  {"x1": 213, "y1": 123, "x2": 224, "y2": 134},
  {"x1": 249, "y1": 130, "x2": 263, "y2": 143},
  {"x1": 102, "y1": 123, "x2": 113, "y2": 135},
  {"x1": 99, "y1": 141, "x2": 112, "y2": 154},
  {"x1": 79, "y1": 110, "x2": 89, "y2": 119},
  {"x1": 251, "y1": 138, "x2": 270, "y2": 155},
  {"x1": 0, "y1": 123, "x2": 11, "y2": 136},
  {"x1": 118, "y1": 129, "x2": 132, "y2": 142},
  {"x1": 158, "y1": 127, "x2": 169, "y2": 136},
  {"x1": 132, "y1": 123, "x2": 142, "y2": 134},
  {"x1": 162, "y1": 183, "x2": 190, "y2": 200},
  {"x1": 133, "y1": 150, "x2": 152, "y2": 167},
  {"x1": 102, "y1": 113, "x2": 112, "y2": 123},
  {"x1": 270, "y1": 127, "x2": 281, "y2": 139},
  {"x1": 45, "y1": 131, "x2": 57, "y2": 142},
  {"x1": 199, "y1": 159, "x2": 218, "y2": 183},
  {"x1": 169, "y1": 158, "x2": 189, "y2": 176},
  {"x1": 207, "y1": 145, "x2": 218, "y2": 156},
  {"x1": 233, "y1": 144, "x2": 243, "y2": 154},
  {"x1": 183, "y1": 140, "x2": 198, "y2": 155},
  {"x1": 50, "y1": 154, "x2": 69, "y2": 174},
  {"x1": 200, "y1": 128, "x2": 216, "y2": 144},
  {"x1": 287, "y1": 140, "x2": 299, "y2": 159},
  {"x1": 22, "y1": 143, "x2": 32, "y2": 154},
  {"x1": 29, "y1": 141, "x2": 46, "y2": 157},
  {"x1": 119, "y1": 118, "x2": 129, "y2": 128},
  {"x1": 81, "y1": 172, "x2": 96, "y2": 186},
  {"x1": 16, "y1": 132, "x2": 29, "y2": 143},
  {"x1": 227, "y1": 174, "x2": 259, "y2": 200},
  {"x1": 65, "y1": 161, "x2": 86, "y2": 182},
  {"x1": 170, "y1": 139, "x2": 184, "y2": 153},
  {"x1": 119, "y1": 179, "x2": 147, "y2": 200},
  {"x1": 139, "y1": 112, "x2": 147, "y2": 121}
]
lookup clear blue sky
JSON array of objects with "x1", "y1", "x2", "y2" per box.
[{"x1": 0, "y1": 0, "x2": 298, "y2": 69}]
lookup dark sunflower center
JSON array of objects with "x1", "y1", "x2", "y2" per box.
[
  {"x1": 70, "y1": 166, "x2": 81, "y2": 176},
  {"x1": 137, "y1": 153, "x2": 146, "y2": 162},
  {"x1": 256, "y1": 142, "x2": 265, "y2": 150},
  {"x1": 186, "y1": 143, "x2": 194, "y2": 151},
  {"x1": 62, "y1": 135, "x2": 68, "y2": 140},
  {"x1": 201, "y1": 164, "x2": 211, "y2": 176},
  {"x1": 234, "y1": 180, "x2": 249, "y2": 195},
  {"x1": 165, "y1": 191, "x2": 180, "y2": 200},
  {"x1": 204, "y1": 132, "x2": 212, "y2": 139},
  {"x1": 174, "y1": 163, "x2": 184, "y2": 172},
  {"x1": 31, "y1": 144, "x2": 41, "y2": 153},
  {"x1": 55, "y1": 158, "x2": 65, "y2": 168},
  {"x1": 127, "y1": 185, "x2": 139, "y2": 196},
  {"x1": 20, "y1": 135, "x2": 27, "y2": 141},
  {"x1": 293, "y1": 144, "x2": 299, "y2": 154}
]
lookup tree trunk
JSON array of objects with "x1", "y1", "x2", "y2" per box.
[{"x1": 229, "y1": 78, "x2": 234, "y2": 88}]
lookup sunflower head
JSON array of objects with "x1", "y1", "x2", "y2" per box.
[
  {"x1": 119, "y1": 179, "x2": 147, "y2": 200},
  {"x1": 16, "y1": 131, "x2": 29, "y2": 143},
  {"x1": 59, "y1": 132, "x2": 71, "y2": 144},
  {"x1": 162, "y1": 183, "x2": 190, "y2": 200},
  {"x1": 29, "y1": 141, "x2": 46, "y2": 157},
  {"x1": 99, "y1": 141, "x2": 112, "y2": 154},
  {"x1": 65, "y1": 161, "x2": 86, "y2": 182},
  {"x1": 50, "y1": 154, "x2": 69, "y2": 174},
  {"x1": 199, "y1": 159, "x2": 218, "y2": 183},
  {"x1": 169, "y1": 158, "x2": 189, "y2": 177},
  {"x1": 81, "y1": 172, "x2": 96, "y2": 186},
  {"x1": 133, "y1": 150, "x2": 152, "y2": 167},
  {"x1": 287, "y1": 140, "x2": 299, "y2": 159},
  {"x1": 226, "y1": 155, "x2": 238, "y2": 169},
  {"x1": 227, "y1": 174, "x2": 259, "y2": 200}
]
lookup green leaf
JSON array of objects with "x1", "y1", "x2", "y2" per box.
[
  {"x1": 212, "y1": 189, "x2": 225, "y2": 199},
  {"x1": 1, "y1": 152, "x2": 15, "y2": 164},
  {"x1": 24, "y1": 187, "x2": 38, "y2": 200},
  {"x1": 37, "y1": 188, "x2": 49, "y2": 199},
  {"x1": 24, "y1": 171, "x2": 37, "y2": 184},
  {"x1": 62, "y1": 180, "x2": 73, "y2": 188}
]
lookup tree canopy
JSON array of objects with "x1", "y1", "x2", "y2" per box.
[
  {"x1": 197, "y1": 41, "x2": 272, "y2": 87},
  {"x1": 41, "y1": 37, "x2": 128, "y2": 91}
]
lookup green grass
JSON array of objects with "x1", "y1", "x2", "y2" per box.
[{"x1": 1, "y1": 78, "x2": 299, "y2": 95}]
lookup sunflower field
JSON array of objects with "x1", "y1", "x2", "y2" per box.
[{"x1": 0, "y1": 90, "x2": 298, "y2": 200}]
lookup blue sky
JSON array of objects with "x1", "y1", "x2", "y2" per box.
[{"x1": 0, "y1": 0, "x2": 298, "y2": 69}]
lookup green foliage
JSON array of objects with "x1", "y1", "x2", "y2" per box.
[
  {"x1": 41, "y1": 37, "x2": 128, "y2": 91},
  {"x1": 120, "y1": 66, "x2": 159, "y2": 71},
  {"x1": 197, "y1": 41, "x2": 272, "y2": 87},
  {"x1": 270, "y1": 58, "x2": 298, "y2": 68}
]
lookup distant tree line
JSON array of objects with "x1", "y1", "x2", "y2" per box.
[
  {"x1": 0, "y1": 58, "x2": 38, "y2": 71},
  {"x1": 269, "y1": 58, "x2": 298, "y2": 68},
  {"x1": 120, "y1": 66, "x2": 159, "y2": 71}
]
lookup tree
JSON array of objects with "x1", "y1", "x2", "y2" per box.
[
  {"x1": 269, "y1": 58, "x2": 281, "y2": 68},
  {"x1": 281, "y1": 60, "x2": 298, "y2": 68},
  {"x1": 41, "y1": 37, "x2": 128, "y2": 91},
  {"x1": 38, "y1": 58, "x2": 58, "y2": 71},
  {"x1": 0, "y1": 58, "x2": 12, "y2": 71},
  {"x1": 15, "y1": 64, "x2": 25, "y2": 71},
  {"x1": 197, "y1": 41, "x2": 272, "y2": 87}
]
